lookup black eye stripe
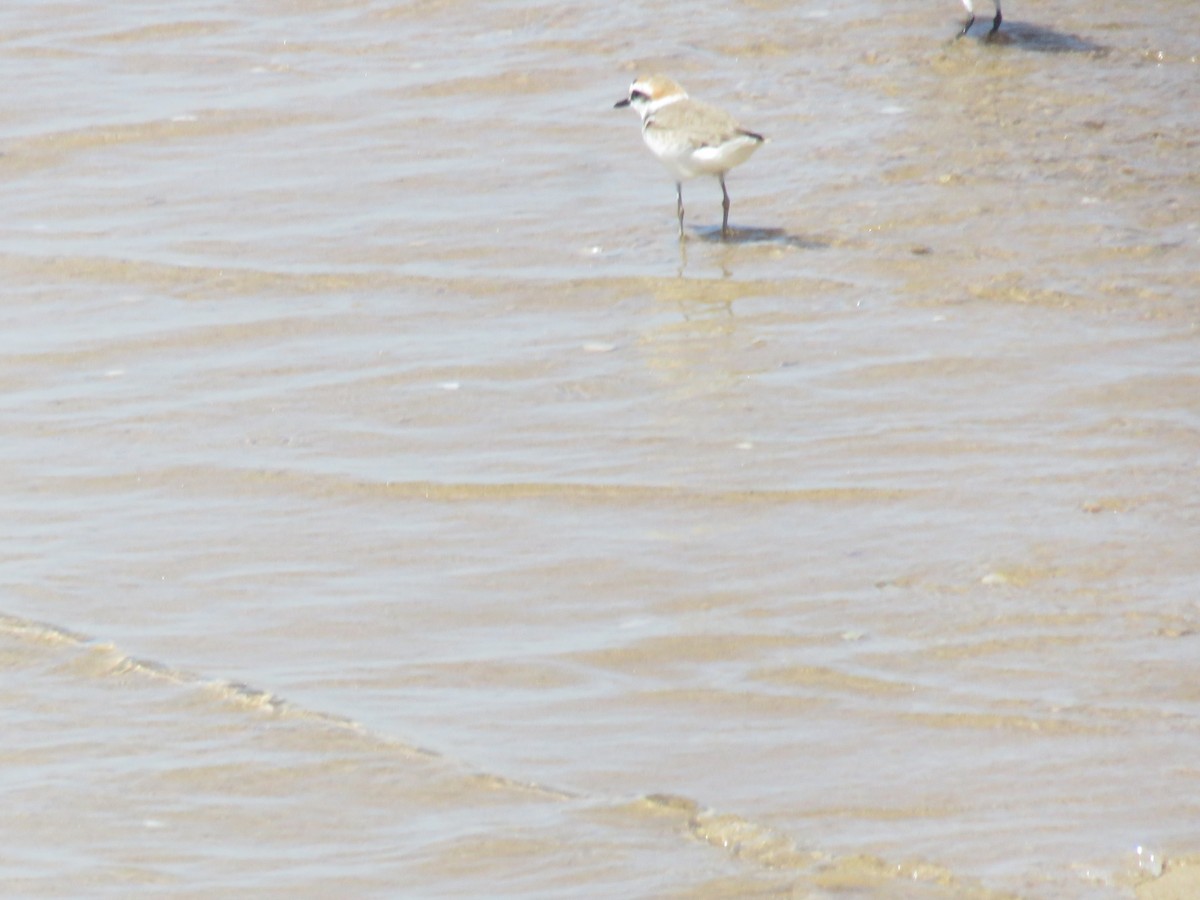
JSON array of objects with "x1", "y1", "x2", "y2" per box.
[{"x1": 630, "y1": 89, "x2": 649, "y2": 102}]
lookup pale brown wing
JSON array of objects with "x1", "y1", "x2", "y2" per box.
[{"x1": 647, "y1": 98, "x2": 755, "y2": 150}]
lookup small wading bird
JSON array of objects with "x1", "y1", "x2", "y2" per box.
[
  {"x1": 615, "y1": 73, "x2": 764, "y2": 240},
  {"x1": 960, "y1": 0, "x2": 1002, "y2": 36}
]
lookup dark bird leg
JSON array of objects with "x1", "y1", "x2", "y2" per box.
[
  {"x1": 675, "y1": 182, "x2": 685, "y2": 239},
  {"x1": 960, "y1": 13, "x2": 975, "y2": 36},
  {"x1": 990, "y1": 8, "x2": 1002, "y2": 33},
  {"x1": 720, "y1": 176, "x2": 731, "y2": 239}
]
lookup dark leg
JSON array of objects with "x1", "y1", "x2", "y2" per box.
[
  {"x1": 960, "y1": 13, "x2": 975, "y2": 36},
  {"x1": 990, "y1": 9, "x2": 1002, "y2": 33},
  {"x1": 720, "y1": 176, "x2": 731, "y2": 238},
  {"x1": 675, "y1": 182, "x2": 684, "y2": 239}
]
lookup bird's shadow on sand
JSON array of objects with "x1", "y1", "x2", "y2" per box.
[
  {"x1": 689, "y1": 225, "x2": 828, "y2": 249},
  {"x1": 974, "y1": 21, "x2": 1108, "y2": 54}
]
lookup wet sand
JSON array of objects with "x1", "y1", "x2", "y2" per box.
[{"x1": 1, "y1": 0, "x2": 1198, "y2": 896}]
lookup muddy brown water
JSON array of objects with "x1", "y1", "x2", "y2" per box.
[{"x1": 2, "y1": 1, "x2": 1197, "y2": 896}]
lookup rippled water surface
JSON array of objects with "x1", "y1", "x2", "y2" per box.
[{"x1": 2, "y1": 1, "x2": 1198, "y2": 897}]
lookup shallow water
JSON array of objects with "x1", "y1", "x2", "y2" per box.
[{"x1": 2, "y1": 0, "x2": 1198, "y2": 897}]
